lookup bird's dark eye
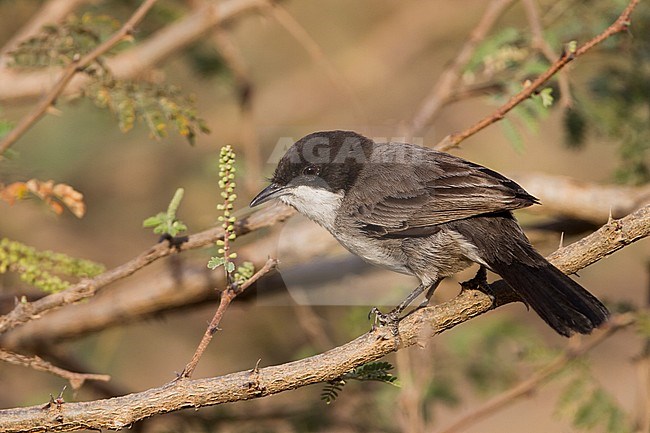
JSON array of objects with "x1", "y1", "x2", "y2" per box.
[{"x1": 302, "y1": 165, "x2": 320, "y2": 176}]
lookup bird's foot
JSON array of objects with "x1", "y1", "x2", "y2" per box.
[
  {"x1": 368, "y1": 307, "x2": 400, "y2": 337},
  {"x1": 460, "y1": 267, "x2": 494, "y2": 301}
]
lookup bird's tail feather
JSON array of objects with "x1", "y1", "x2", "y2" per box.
[{"x1": 492, "y1": 260, "x2": 609, "y2": 336}]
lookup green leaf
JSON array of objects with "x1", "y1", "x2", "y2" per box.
[
  {"x1": 225, "y1": 261, "x2": 235, "y2": 273},
  {"x1": 207, "y1": 256, "x2": 225, "y2": 270},
  {"x1": 538, "y1": 87, "x2": 554, "y2": 108},
  {"x1": 0, "y1": 238, "x2": 104, "y2": 293},
  {"x1": 142, "y1": 214, "x2": 164, "y2": 228},
  {"x1": 142, "y1": 189, "x2": 188, "y2": 237}
]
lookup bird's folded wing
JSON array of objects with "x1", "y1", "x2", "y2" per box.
[{"x1": 347, "y1": 152, "x2": 538, "y2": 238}]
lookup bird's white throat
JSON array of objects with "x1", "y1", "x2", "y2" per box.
[{"x1": 280, "y1": 185, "x2": 343, "y2": 232}]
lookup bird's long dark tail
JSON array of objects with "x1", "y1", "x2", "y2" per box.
[
  {"x1": 490, "y1": 260, "x2": 609, "y2": 336},
  {"x1": 450, "y1": 213, "x2": 609, "y2": 336}
]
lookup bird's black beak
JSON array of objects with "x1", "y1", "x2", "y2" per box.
[{"x1": 250, "y1": 183, "x2": 288, "y2": 207}]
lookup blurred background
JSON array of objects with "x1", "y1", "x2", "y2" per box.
[{"x1": 0, "y1": 0, "x2": 649, "y2": 432}]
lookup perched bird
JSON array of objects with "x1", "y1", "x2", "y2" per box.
[{"x1": 250, "y1": 130, "x2": 609, "y2": 336}]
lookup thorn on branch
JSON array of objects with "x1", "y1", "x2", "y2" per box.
[{"x1": 43, "y1": 386, "x2": 66, "y2": 410}]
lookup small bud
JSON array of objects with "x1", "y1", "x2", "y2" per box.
[
  {"x1": 229, "y1": 194, "x2": 237, "y2": 201},
  {"x1": 229, "y1": 233, "x2": 236, "y2": 240},
  {"x1": 218, "y1": 248, "x2": 225, "y2": 254},
  {"x1": 229, "y1": 253, "x2": 237, "y2": 259},
  {"x1": 216, "y1": 240, "x2": 225, "y2": 246}
]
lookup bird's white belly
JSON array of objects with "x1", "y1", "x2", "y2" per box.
[{"x1": 333, "y1": 231, "x2": 413, "y2": 275}]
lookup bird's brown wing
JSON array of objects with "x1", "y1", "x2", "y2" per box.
[{"x1": 345, "y1": 148, "x2": 538, "y2": 238}]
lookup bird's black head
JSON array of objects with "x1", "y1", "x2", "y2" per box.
[{"x1": 250, "y1": 130, "x2": 374, "y2": 207}]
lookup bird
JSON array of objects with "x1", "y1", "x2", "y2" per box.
[{"x1": 250, "y1": 130, "x2": 609, "y2": 336}]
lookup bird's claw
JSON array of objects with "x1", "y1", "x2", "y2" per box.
[{"x1": 368, "y1": 307, "x2": 400, "y2": 336}]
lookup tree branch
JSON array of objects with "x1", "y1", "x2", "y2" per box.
[
  {"x1": 2, "y1": 174, "x2": 645, "y2": 347},
  {"x1": 0, "y1": 0, "x2": 267, "y2": 103},
  {"x1": 0, "y1": 0, "x2": 92, "y2": 67},
  {"x1": 0, "y1": 203, "x2": 295, "y2": 335},
  {"x1": 522, "y1": 0, "x2": 572, "y2": 108},
  {"x1": 434, "y1": 0, "x2": 639, "y2": 151},
  {"x1": 180, "y1": 257, "x2": 277, "y2": 378},
  {"x1": 0, "y1": 204, "x2": 647, "y2": 433},
  {"x1": 0, "y1": 349, "x2": 110, "y2": 389},
  {"x1": 409, "y1": 0, "x2": 516, "y2": 137},
  {"x1": 0, "y1": 0, "x2": 159, "y2": 156},
  {"x1": 512, "y1": 172, "x2": 650, "y2": 224}
]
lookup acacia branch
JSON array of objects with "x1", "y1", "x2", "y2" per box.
[
  {"x1": 434, "y1": 0, "x2": 639, "y2": 151},
  {"x1": 0, "y1": 204, "x2": 647, "y2": 432},
  {"x1": 522, "y1": 0, "x2": 572, "y2": 108},
  {"x1": 512, "y1": 172, "x2": 650, "y2": 224},
  {"x1": 0, "y1": 349, "x2": 110, "y2": 388},
  {"x1": 0, "y1": 0, "x2": 267, "y2": 103},
  {"x1": 1, "y1": 174, "x2": 646, "y2": 347},
  {"x1": 0, "y1": 0, "x2": 92, "y2": 67},
  {"x1": 180, "y1": 258, "x2": 278, "y2": 378},
  {"x1": 409, "y1": 0, "x2": 516, "y2": 137},
  {"x1": 0, "y1": 0, "x2": 158, "y2": 156},
  {"x1": 0, "y1": 203, "x2": 295, "y2": 335}
]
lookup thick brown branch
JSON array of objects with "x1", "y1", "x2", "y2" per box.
[
  {"x1": 0, "y1": 204, "x2": 647, "y2": 432},
  {"x1": 0, "y1": 0, "x2": 158, "y2": 156},
  {"x1": 434, "y1": 0, "x2": 639, "y2": 151}
]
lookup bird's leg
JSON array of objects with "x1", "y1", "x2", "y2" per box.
[
  {"x1": 370, "y1": 281, "x2": 438, "y2": 333},
  {"x1": 416, "y1": 279, "x2": 442, "y2": 309}
]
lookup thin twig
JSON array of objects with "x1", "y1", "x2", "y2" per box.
[
  {"x1": 435, "y1": 0, "x2": 639, "y2": 151},
  {"x1": 0, "y1": 0, "x2": 91, "y2": 67},
  {"x1": 435, "y1": 314, "x2": 635, "y2": 433},
  {"x1": 0, "y1": 0, "x2": 266, "y2": 102},
  {"x1": 522, "y1": 0, "x2": 572, "y2": 108},
  {"x1": 0, "y1": 203, "x2": 294, "y2": 336},
  {"x1": 0, "y1": 0, "x2": 158, "y2": 156},
  {"x1": 0, "y1": 348, "x2": 110, "y2": 388},
  {"x1": 409, "y1": 0, "x2": 516, "y2": 137},
  {"x1": 180, "y1": 257, "x2": 277, "y2": 378}
]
